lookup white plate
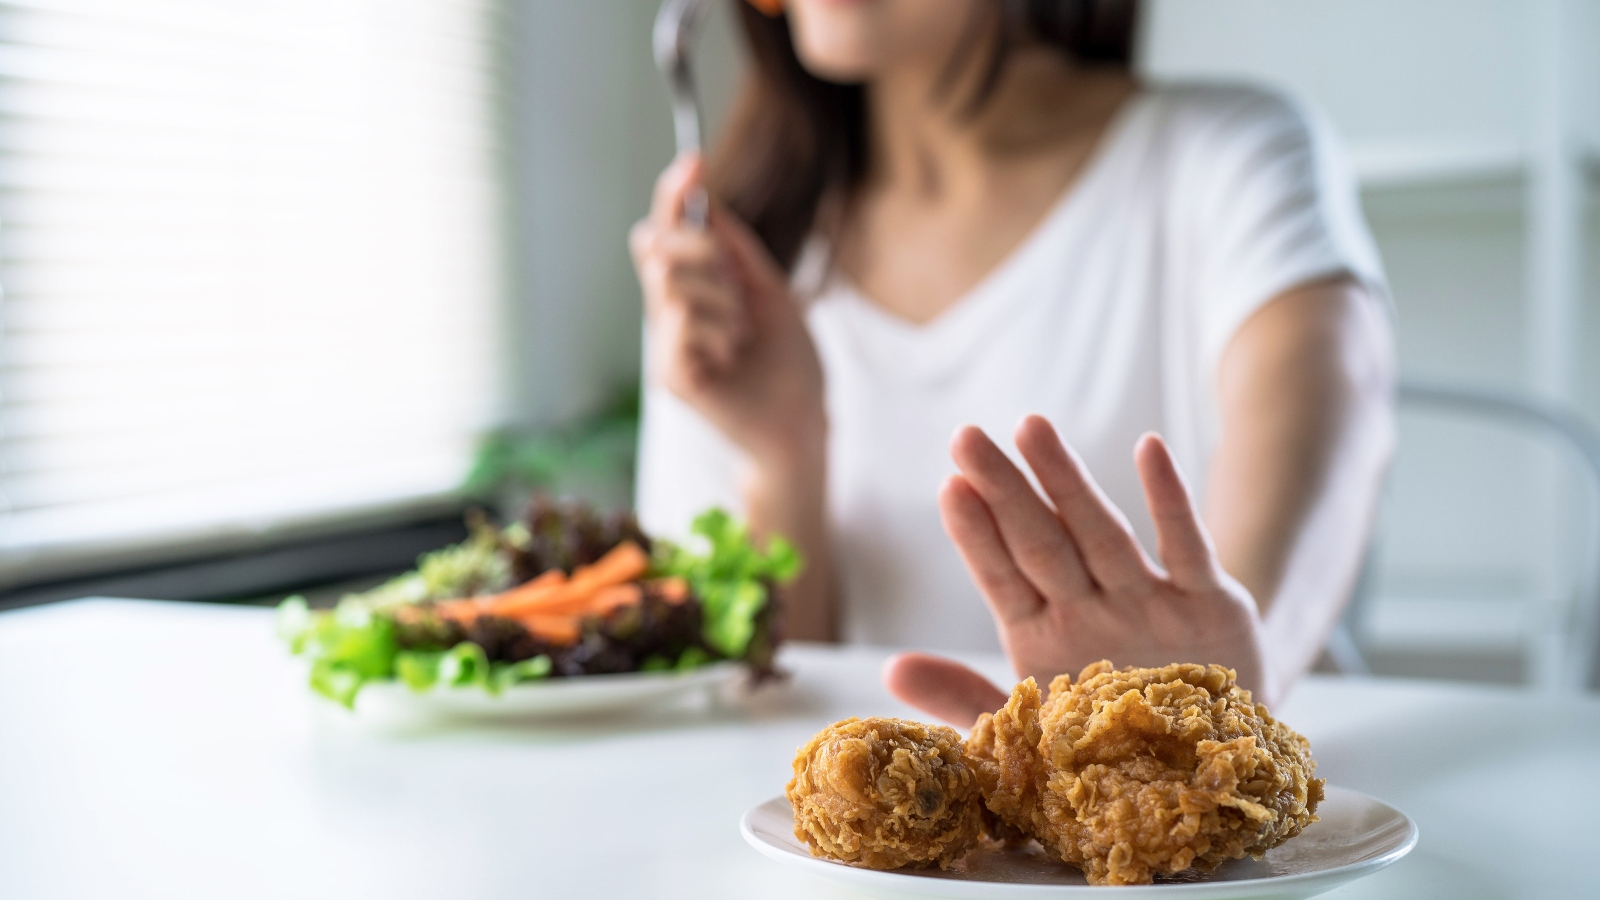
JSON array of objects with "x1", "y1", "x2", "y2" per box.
[
  {"x1": 353, "y1": 661, "x2": 742, "y2": 719},
  {"x1": 741, "y1": 785, "x2": 1416, "y2": 899}
]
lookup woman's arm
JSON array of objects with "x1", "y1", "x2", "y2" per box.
[
  {"x1": 1206, "y1": 277, "x2": 1394, "y2": 701},
  {"x1": 745, "y1": 435, "x2": 837, "y2": 642},
  {"x1": 630, "y1": 154, "x2": 838, "y2": 642}
]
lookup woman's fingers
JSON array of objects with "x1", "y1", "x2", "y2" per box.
[
  {"x1": 642, "y1": 276, "x2": 743, "y2": 374},
  {"x1": 641, "y1": 228, "x2": 742, "y2": 310},
  {"x1": 882, "y1": 652, "x2": 1007, "y2": 729},
  {"x1": 710, "y1": 202, "x2": 788, "y2": 305},
  {"x1": 1014, "y1": 415, "x2": 1150, "y2": 590},
  {"x1": 640, "y1": 160, "x2": 775, "y2": 371},
  {"x1": 938, "y1": 475, "x2": 1046, "y2": 624},
  {"x1": 1134, "y1": 432, "x2": 1219, "y2": 589},
  {"x1": 659, "y1": 263, "x2": 748, "y2": 344},
  {"x1": 633, "y1": 213, "x2": 751, "y2": 370},
  {"x1": 948, "y1": 426, "x2": 1093, "y2": 601},
  {"x1": 650, "y1": 293, "x2": 732, "y2": 383}
]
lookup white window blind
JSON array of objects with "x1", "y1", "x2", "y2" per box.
[{"x1": 0, "y1": 0, "x2": 507, "y2": 585}]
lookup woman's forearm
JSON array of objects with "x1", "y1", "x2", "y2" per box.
[
  {"x1": 743, "y1": 436, "x2": 838, "y2": 642},
  {"x1": 1243, "y1": 389, "x2": 1391, "y2": 700},
  {"x1": 1206, "y1": 279, "x2": 1394, "y2": 703},
  {"x1": 631, "y1": 151, "x2": 836, "y2": 641}
]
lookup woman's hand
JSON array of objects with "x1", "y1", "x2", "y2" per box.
[
  {"x1": 885, "y1": 415, "x2": 1269, "y2": 727},
  {"x1": 629, "y1": 153, "x2": 826, "y2": 469},
  {"x1": 632, "y1": 153, "x2": 837, "y2": 641}
]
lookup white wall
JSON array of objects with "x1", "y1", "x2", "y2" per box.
[
  {"x1": 1144, "y1": 0, "x2": 1600, "y2": 671},
  {"x1": 1145, "y1": 0, "x2": 1534, "y2": 145},
  {"x1": 508, "y1": 0, "x2": 671, "y2": 428}
]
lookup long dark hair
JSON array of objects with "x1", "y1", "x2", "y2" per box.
[{"x1": 707, "y1": 0, "x2": 1141, "y2": 271}]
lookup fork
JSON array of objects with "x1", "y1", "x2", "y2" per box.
[{"x1": 653, "y1": 0, "x2": 714, "y2": 228}]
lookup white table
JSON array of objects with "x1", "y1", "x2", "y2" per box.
[{"x1": 0, "y1": 599, "x2": 1593, "y2": 899}]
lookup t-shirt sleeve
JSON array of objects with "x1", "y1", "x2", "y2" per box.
[
  {"x1": 634, "y1": 365, "x2": 747, "y2": 544},
  {"x1": 1181, "y1": 88, "x2": 1388, "y2": 371}
]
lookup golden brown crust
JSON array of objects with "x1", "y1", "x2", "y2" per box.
[
  {"x1": 787, "y1": 717, "x2": 984, "y2": 870},
  {"x1": 964, "y1": 677, "x2": 1048, "y2": 848},
  {"x1": 1013, "y1": 661, "x2": 1324, "y2": 885}
]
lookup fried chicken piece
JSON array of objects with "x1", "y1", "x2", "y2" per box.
[
  {"x1": 964, "y1": 677, "x2": 1046, "y2": 848},
  {"x1": 788, "y1": 717, "x2": 983, "y2": 870},
  {"x1": 967, "y1": 661, "x2": 1324, "y2": 886}
]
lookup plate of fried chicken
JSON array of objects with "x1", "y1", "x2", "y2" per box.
[{"x1": 742, "y1": 661, "x2": 1416, "y2": 897}]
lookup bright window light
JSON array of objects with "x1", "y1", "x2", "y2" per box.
[{"x1": 0, "y1": 0, "x2": 508, "y2": 586}]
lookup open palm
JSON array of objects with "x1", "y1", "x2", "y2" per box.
[{"x1": 884, "y1": 416, "x2": 1268, "y2": 727}]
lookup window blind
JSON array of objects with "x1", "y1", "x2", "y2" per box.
[{"x1": 0, "y1": 0, "x2": 507, "y2": 586}]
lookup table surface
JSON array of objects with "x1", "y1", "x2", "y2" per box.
[{"x1": 0, "y1": 599, "x2": 1594, "y2": 900}]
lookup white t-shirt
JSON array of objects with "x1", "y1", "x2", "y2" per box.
[{"x1": 635, "y1": 84, "x2": 1387, "y2": 654}]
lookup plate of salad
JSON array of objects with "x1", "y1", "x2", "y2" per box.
[{"x1": 276, "y1": 500, "x2": 800, "y2": 718}]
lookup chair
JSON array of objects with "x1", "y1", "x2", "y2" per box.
[{"x1": 1336, "y1": 380, "x2": 1600, "y2": 693}]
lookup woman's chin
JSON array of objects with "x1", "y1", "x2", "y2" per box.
[{"x1": 791, "y1": 42, "x2": 879, "y2": 83}]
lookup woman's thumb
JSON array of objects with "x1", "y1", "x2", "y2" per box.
[{"x1": 882, "y1": 652, "x2": 1008, "y2": 729}]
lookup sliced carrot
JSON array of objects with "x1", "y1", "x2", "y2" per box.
[
  {"x1": 492, "y1": 542, "x2": 650, "y2": 618},
  {"x1": 645, "y1": 576, "x2": 690, "y2": 604},
  {"x1": 436, "y1": 597, "x2": 490, "y2": 623},
  {"x1": 493, "y1": 584, "x2": 577, "y2": 618},
  {"x1": 521, "y1": 569, "x2": 568, "y2": 592},
  {"x1": 483, "y1": 581, "x2": 564, "y2": 617},
  {"x1": 430, "y1": 542, "x2": 652, "y2": 641},
  {"x1": 503, "y1": 583, "x2": 640, "y2": 617},
  {"x1": 515, "y1": 613, "x2": 580, "y2": 644},
  {"x1": 481, "y1": 569, "x2": 566, "y2": 614},
  {"x1": 437, "y1": 568, "x2": 566, "y2": 622},
  {"x1": 567, "y1": 541, "x2": 650, "y2": 591},
  {"x1": 590, "y1": 583, "x2": 644, "y2": 615}
]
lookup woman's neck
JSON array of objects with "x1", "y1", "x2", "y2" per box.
[
  {"x1": 831, "y1": 47, "x2": 1138, "y2": 325},
  {"x1": 864, "y1": 48, "x2": 1137, "y2": 203}
]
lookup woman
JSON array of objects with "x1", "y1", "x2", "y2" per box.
[{"x1": 630, "y1": 0, "x2": 1393, "y2": 722}]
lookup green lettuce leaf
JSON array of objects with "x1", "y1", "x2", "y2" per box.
[
  {"x1": 652, "y1": 508, "x2": 803, "y2": 659},
  {"x1": 282, "y1": 596, "x2": 399, "y2": 708},
  {"x1": 394, "y1": 648, "x2": 552, "y2": 694},
  {"x1": 438, "y1": 640, "x2": 491, "y2": 691},
  {"x1": 675, "y1": 645, "x2": 712, "y2": 671},
  {"x1": 275, "y1": 595, "x2": 313, "y2": 653},
  {"x1": 395, "y1": 650, "x2": 445, "y2": 691},
  {"x1": 491, "y1": 655, "x2": 553, "y2": 691}
]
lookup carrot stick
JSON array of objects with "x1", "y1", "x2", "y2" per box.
[
  {"x1": 521, "y1": 569, "x2": 568, "y2": 592},
  {"x1": 589, "y1": 583, "x2": 643, "y2": 615},
  {"x1": 515, "y1": 613, "x2": 580, "y2": 644},
  {"x1": 493, "y1": 584, "x2": 579, "y2": 618},
  {"x1": 481, "y1": 569, "x2": 565, "y2": 611},
  {"x1": 492, "y1": 542, "x2": 650, "y2": 618},
  {"x1": 434, "y1": 542, "x2": 652, "y2": 640},
  {"x1": 645, "y1": 576, "x2": 690, "y2": 604},
  {"x1": 519, "y1": 584, "x2": 642, "y2": 643},
  {"x1": 505, "y1": 584, "x2": 640, "y2": 617},
  {"x1": 438, "y1": 568, "x2": 565, "y2": 622},
  {"x1": 566, "y1": 541, "x2": 650, "y2": 591},
  {"x1": 482, "y1": 579, "x2": 565, "y2": 617}
]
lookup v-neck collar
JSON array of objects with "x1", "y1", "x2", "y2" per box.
[{"x1": 818, "y1": 90, "x2": 1150, "y2": 342}]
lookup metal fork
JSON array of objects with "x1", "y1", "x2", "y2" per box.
[{"x1": 653, "y1": 0, "x2": 713, "y2": 228}]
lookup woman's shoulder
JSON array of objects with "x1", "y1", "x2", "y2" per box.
[
  {"x1": 1127, "y1": 81, "x2": 1333, "y2": 187},
  {"x1": 1137, "y1": 81, "x2": 1313, "y2": 132}
]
